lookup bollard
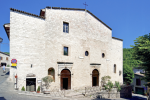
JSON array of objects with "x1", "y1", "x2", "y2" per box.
[{"x1": 85, "y1": 87, "x2": 86, "y2": 96}]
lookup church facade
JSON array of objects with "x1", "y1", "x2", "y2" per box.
[{"x1": 4, "y1": 7, "x2": 123, "y2": 91}]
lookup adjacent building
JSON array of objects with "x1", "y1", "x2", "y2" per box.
[
  {"x1": 131, "y1": 67, "x2": 147, "y2": 95},
  {"x1": 0, "y1": 52, "x2": 10, "y2": 67},
  {"x1": 4, "y1": 7, "x2": 123, "y2": 91}
]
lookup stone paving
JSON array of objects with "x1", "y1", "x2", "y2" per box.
[{"x1": 0, "y1": 67, "x2": 148, "y2": 100}]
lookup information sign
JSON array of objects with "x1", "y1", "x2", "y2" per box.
[{"x1": 11, "y1": 63, "x2": 17, "y2": 66}]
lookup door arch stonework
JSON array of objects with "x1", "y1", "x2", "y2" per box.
[
  {"x1": 92, "y1": 69, "x2": 99, "y2": 86},
  {"x1": 60, "y1": 69, "x2": 71, "y2": 90}
]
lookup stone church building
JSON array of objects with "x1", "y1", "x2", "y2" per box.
[{"x1": 4, "y1": 7, "x2": 123, "y2": 91}]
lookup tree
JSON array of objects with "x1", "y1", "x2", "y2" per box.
[
  {"x1": 42, "y1": 76, "x2": 54, "y2": 89},
  {"x1": 123, "y1": 64, "x2": 134, "y2": 85},
  {"x1": 101, "y1": 76, "x2": 111, "y2": 87},
  {"x1": 131, "y1": 33, "x2": 150, "y2": 87},
  {"x1": 104, "y1": 81, "x2": 114, "y2": 98},
  {"x1": 123, "y1": 48, "x2": 140, "y2": 68}
]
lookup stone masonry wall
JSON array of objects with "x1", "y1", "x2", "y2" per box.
[
  {"x1": 9, "y1": 8, "x2": 123, "y2": 91},
  {"x1": 10, "y1": 11, "x2": 46, "y2": 90}
]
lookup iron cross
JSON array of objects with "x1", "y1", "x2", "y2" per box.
[{"x1": 83, "y1": 2, "x2": 88, "y2": 9}]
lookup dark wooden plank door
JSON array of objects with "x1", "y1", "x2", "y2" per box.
[
  {"x1": 92, "y1": 69, "x2": 99, "y2": 86},
  {"x1": 60, "y1": 69, "x2": 71, "y2": 90}
]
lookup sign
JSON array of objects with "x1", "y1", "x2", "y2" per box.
[
  {"x1": 79, "y1": 56, "x2": 84, "y2": 59},
  {"x1": 11, "y1": 63, "x2": 17, "y2": 66},
  {"x1": 37, "y1": 80, "x2": 41, "y2": 83},
  {"x1": 11, "y1": 59, "x2": 17, "y2": 63},
  {"x1": 26, "y1": 73, "x2": 36, "y2": 77}
]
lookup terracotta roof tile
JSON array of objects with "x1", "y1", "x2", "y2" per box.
[{"x1": 10, "y1": 8, "x2": 45, "y2": 19}]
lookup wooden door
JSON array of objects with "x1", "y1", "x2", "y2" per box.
[
  {"x1": 60, "y1": 69, "x2": 71, "y2": 90},
  {"x1": 92, "y1": 69, "x2": 99, "y2": 86}
]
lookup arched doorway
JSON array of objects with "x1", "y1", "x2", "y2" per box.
[
  {"x1": 60, "y1": 69, "x2": 71, "y2": 90},
  {"x1": 48, "y1": 68, "x2": 55, "y2": 81},
  {"x1": 92, "y1": 69, "x2": 99, "y2": 86}
]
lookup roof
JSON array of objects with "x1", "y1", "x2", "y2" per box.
[
  {"x1": 45, "y1": 6, "x2": 112, "y2": 30},
  {"x1": 3, "y1": 23, "x2": 10, "y2": 40},
  {"x1": 0, "y1": 52, "x2": 9, "y2": 56},
  {"x1": 112, "y1": 37, "x2": 123, "y2": 41},
  {"x1": 134, "y1": 73, "x2": 144, "y2": 77},
  {"x1": 4, "y1": 7, "x2": 123, "y2": 41},
  {"x1": 10, "y1": 7, "x2": 112, "y2": 30},
  {"x1": 10, "y1": 8, "x2": 45, "y2": 19}
]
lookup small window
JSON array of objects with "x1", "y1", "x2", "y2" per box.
[
  {"x1": 102, "y1": 53, "x2": 105, "y2": 58},
  {"x1": 114, "y1": 64, "x2": 116, "y2": 73},
  {"x1": 0, "y1": 57, "x2": 2, "y2": 60},
  {"x1": 6, "y1": 57, "x2": 8, "y2": 60},
  {"x1": 63, "y1": 22, "x2": 69, "y2": 33},
  {"x1": 136, "y1": 79, "x2": 141, "y2": 86},
  {"x1": 64, "y1": 47, "x2": 68, "y2": 56},
  {"x1": 85, "y1": 51, "x2": 89, "y2": 56}
]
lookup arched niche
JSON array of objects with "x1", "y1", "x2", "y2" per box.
[{"x1": 48, "y1": 68, "x2": 55, "y2": 81}]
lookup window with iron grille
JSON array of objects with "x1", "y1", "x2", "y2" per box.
[{"x1": 63, "y1": 22, "x2": 69, "y2": 33}]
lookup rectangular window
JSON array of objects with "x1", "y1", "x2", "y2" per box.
[
  {"x1": 6, "y1": 57, "x2": 8, "y2": 60},
  {"x1": 63, "y1": 22, "x2": 69, "y2": 33},
  {"x1": 64, "y1": 47, "x2": 68, "y2": 56},
  {"x1": 0, "y1": 57, "x2": 2, "y2": 60},
  {"x1": 136, "y1": 79, "x2": 141, "y2": 86}
]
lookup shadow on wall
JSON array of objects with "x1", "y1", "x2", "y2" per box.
[
  {"x1": 0, "y1": 97, "x2": 6, "y2": 100},
  {"x1": 122, "y1": 95, "x2": 147, "y2": 100},
  {"x1": 5, "y1": 71, "x2": 9, "y2": 75}
]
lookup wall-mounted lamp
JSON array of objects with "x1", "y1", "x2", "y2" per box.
[
  {"x1": 58, "y1": 74, "x2": 60, "y2": 76},
  {"x1": 119, "y1": 70, "x2": 121, "y2": 76}
]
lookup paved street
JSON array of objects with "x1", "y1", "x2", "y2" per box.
[{"x1": 0, "y1": 67, "x2": 148, "y2": 100}]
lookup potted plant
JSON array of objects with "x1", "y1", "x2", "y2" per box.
[
  {"x1": 37, "y1": 86, "x2": 40, "y2": 93},
  {"x1": 21, "y1": 86, "x2": 25, "y2": 91}
]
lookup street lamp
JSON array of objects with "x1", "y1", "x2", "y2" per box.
[{"x1": 0, "y1": 37, "x2": 3, "y2": 67}]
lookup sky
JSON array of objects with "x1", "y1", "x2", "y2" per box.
[{"x1": 0, "y1": 0, "x2": 150, "y2": 52}]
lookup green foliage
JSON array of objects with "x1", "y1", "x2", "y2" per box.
[
  {"x1": 115, "y1": 81, "x2": 121, "y2": 92},
  {"x1": 42, "y1": 76, "x2": 54, "y2": 89},
  {"x1": 131, "y1": 33, "x2": 150, "y2": 87},
  {"x1": 101, "y1": 76, "x2": 111, "y2": 87},
  {"x1": 123, "y1": 48, "x2": 140, "y2": 68},
  {"x1": 37, "y1": 86, "x2": 40, "y2": 91},
  {"x1": 4, "y1": 52, "x2": 9, "y2": 55},
  {"x1": 123, "y1": 64, "x2": 134, "y2": 84},
  {"x1": 107, "y1": 81, "x2": 114, "y2": 92},
  {"x1": 21, "y1": 86, "x2": 25, "y2": 91},
  {"x1": 7, "y1": 65, "x2": 10, "y2": 67}
]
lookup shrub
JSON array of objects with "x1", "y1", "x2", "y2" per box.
[
  {"x1": 37, "y1": 86, "x2": 40, "y2": 91},
  {"x1": 115, "y1": 81, "x2": 121, "y2": 92},
  {"x1": 21, "y1": 86, "x2": 25, "y2": 91},
  {"x1": 101, "y1": 76, "x2": 111, "y2": 87}
]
